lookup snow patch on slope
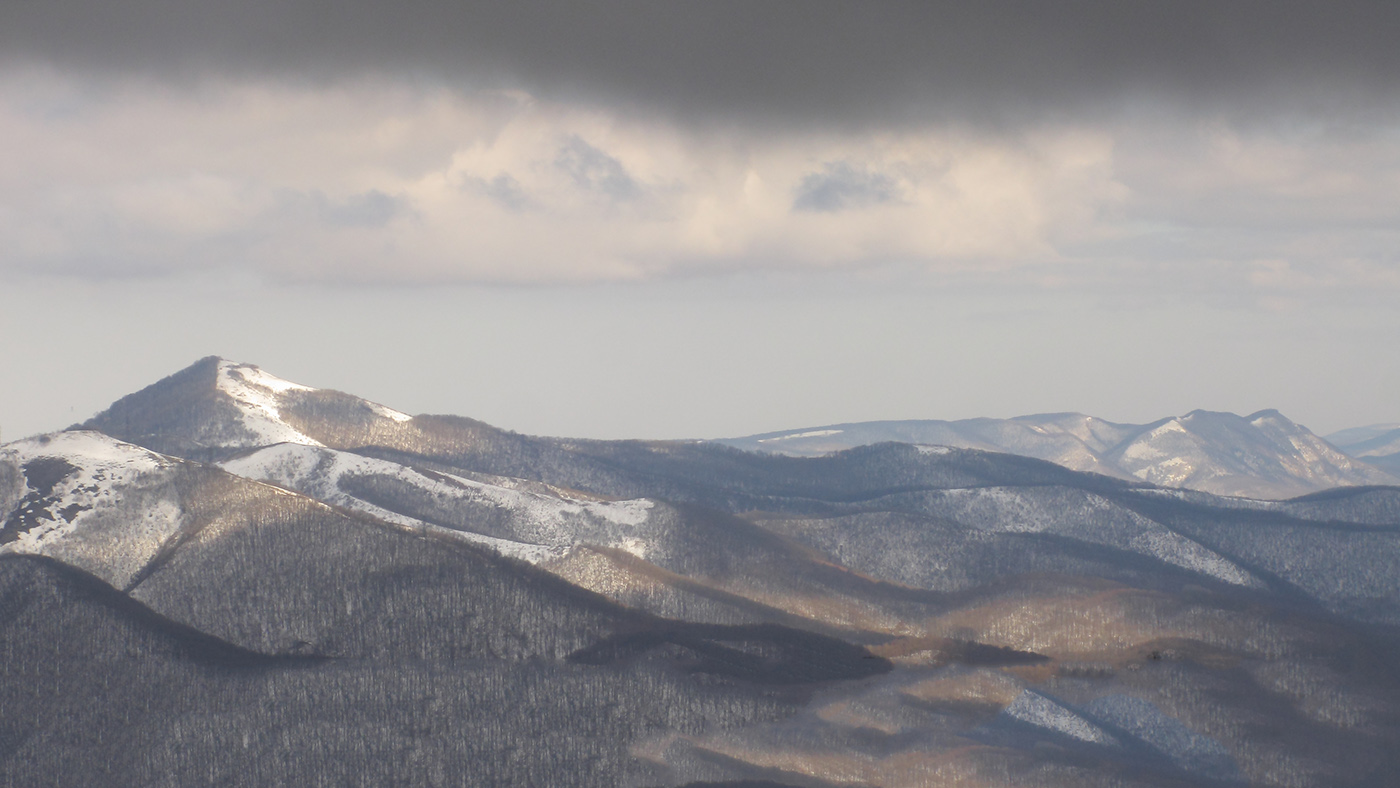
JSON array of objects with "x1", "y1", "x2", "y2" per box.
[
  {"x1": 1002, "y1": 691, "x2": 1119, "y2": 746},
  {"x1": 219, "y1": 444, "x2": 656, "y2": 564},
  {"x1": 0, "y1": 431, "x2": 184, "y2": 588},
  {"x1": 758, "y1": 429, "x2": 844, "y2": 443},
  {"x1": 219, "y1": 444, "x2": 551, "y2": 563},
  {"x1": 936, "y1": 487, "x2": 1261, "y2": 587},
  {"x1": 215, "y1": 360, "x2": 324, "y2": 447},
  {"x1": 1084, "y1": 695, "x2": 1238, "y2": 779},
  {"x1": 368, "y1": 401, "x2": 414, "y2": 423}
]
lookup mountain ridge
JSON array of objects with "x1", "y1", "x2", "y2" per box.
[
  {"x1": 719, "y1": 409, "x2": 1400, "y2": 499},
  {"x1": 6, "y1": 356, "x2": 1400, "y2": 787},
  {"x1": 82, "y1": 356, "x2": 1398, "y2": 500}
]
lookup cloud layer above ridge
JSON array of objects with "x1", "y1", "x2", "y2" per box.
[{"x1": 2, "y1": 2, "x2": 1399, "y2": 290}]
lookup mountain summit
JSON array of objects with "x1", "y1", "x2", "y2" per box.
[{"x1": 81, "y1": 356, "x2": 413, "y2": 459}]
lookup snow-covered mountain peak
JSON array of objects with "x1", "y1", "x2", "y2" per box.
[
  {"x1": 0, "y1": 431, "x2": 185, "y2": 588},
  {"x1": 214, "y1": 359, "x2": 413, "y2": 441},
  {"x1": 1148, "y1": 417, "x2": 1190, "y2": 438},
  {"x1": 218, "y1": 359, "x2": 313, "y2": 395},
  {"x1": 217, "y1": 360, "x2": 415, "y2": 427},
  {"x1": 83, "y1": 356, "x2": 419, "y2": 457},
  {"x1": 215, "y1": 360, "x2": 325, "y2": 448},
  {"x1": 1106, "y1": 409, "x2": 1400, "y2": 497}
]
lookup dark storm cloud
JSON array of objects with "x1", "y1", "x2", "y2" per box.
[{"x1": 3, "y1": 1, "x2": 1399, "y2": 125}]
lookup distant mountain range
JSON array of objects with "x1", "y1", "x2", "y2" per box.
[
  {"x1": 1327, "y1": 422, "x2": 1400, "y2": 475},
  {"x1": 720, "y1": 411, "x2": 1400, "y2": 499},
  {"x1": 3, "y1": 356, "x2": 1400, "y2": 787}
]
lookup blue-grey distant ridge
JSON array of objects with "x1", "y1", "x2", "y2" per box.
[{"x1": 720, "y1": 410, "x2": 1400, "y2": 499}]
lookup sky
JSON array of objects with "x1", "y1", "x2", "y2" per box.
[{"x1": 2, "y1": 2, "x2": 1398, "y2": 441}]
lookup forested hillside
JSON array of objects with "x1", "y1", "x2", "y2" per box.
[{"x1": 1, "y1": 357, "x2": 1396, "y2": 786}]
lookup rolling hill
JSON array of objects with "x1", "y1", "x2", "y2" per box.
[{"x1": 2, "y1": 356, "x2": 1398, "y2": 787}]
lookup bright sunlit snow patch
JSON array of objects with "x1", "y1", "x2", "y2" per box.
[
  {"x1": 0, "y1": 431, "x2": 185, "y2": 588},
  {"x1": 215, "y1": 360, "x2": 325, "y2": 447},
  {"x1": 228, "y1": 363, "x2": 312, "y2": 394},
  {"x1": 758, "y1": 429, "x2": 844, "y2": 443},
  {"x1": 368, "y1": 402, "x2": 414, "y2": 422},
  {"x1": 219, "y1": 443, "x2": 658, "y2": 564},
  {"x1": 617, "y1": 537, "x2": 648, "y2": 559},
  {"x1": 1003, "y1": 691, "x2": 1119, "y2": 746},
  {"x1": 1120, "y1": 420, "x2": 1191, "y2": 464},
  {"x1": 219, "y1": 443, "x2": 556, "y2": 562},
  {"x1": 1131, "y1": 456, "x2": 1197, "y2": 487},
  {"x1": 582, "y1": 498, "x2": 653, "y2": 528},
  {"x1": 5, "y1": 430, "x2": 167, "y2": 473}
]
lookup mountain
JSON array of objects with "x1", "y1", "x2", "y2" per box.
[
  {"x1": 1328, "y1": 423, "x2": 1400, "y2": 475},
  {"x1": 1327, "y1": 423, "x2": 1400, "y2": 450},
  {"x1": 1, "y1": 430, "x2": 195, "y2": 590},
  {"x1": 720, "y1": 410, "x2": 1400, "y2": 499},
  {"x1": 1, "y1": 432, "x2": 887, "y2": 786},
  {"x1": 81, "y1": 356, "x2": 414, "y2": 461},
  {"x1": 4, "y1": 356, "x2": 1400, "y2": 787}
]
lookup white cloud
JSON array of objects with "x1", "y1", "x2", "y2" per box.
[{"x1": 0, "y1": 69, "x2": 1397, "y2": 293}]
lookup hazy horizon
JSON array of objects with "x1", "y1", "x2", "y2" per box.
[
  {"x1": 3, "y1": 2, "x2": 1398, "y2": 441},
  {"x1": 4, "y1": 269, "x2": 1395, "y2": 443}
]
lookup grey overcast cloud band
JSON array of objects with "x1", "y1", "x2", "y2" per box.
[{"x1": 5, "y1": 1, "x2": 1400, "y2": 124}]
